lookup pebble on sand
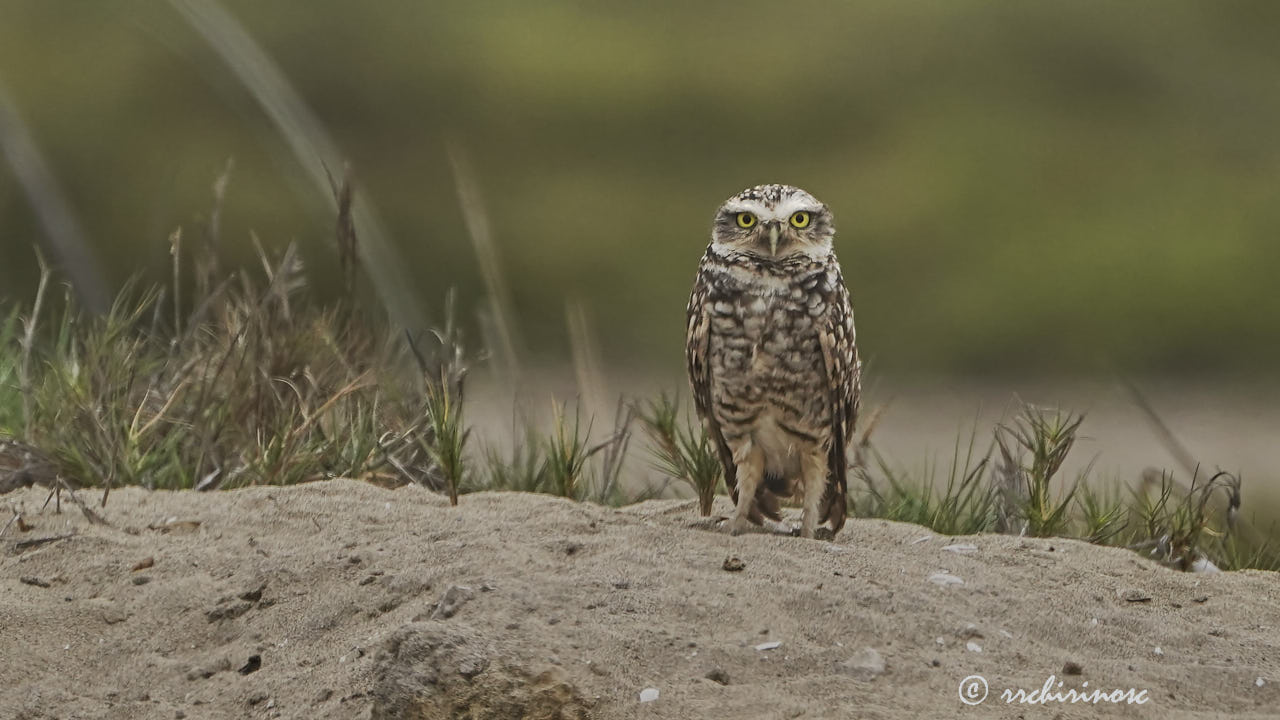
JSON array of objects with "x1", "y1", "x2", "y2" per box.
[
  {"x1": 928, "y1": 573, "x2": 964, "y2": 587},
  {"x1": 639, "y1": 687, "x2": 659, "y2": 702}
]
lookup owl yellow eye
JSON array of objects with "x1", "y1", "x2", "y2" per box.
[
  {"x1": 790, "y1": 211, "x2": 811, "y2": 228},
  {"x1": 735, "y1": 212, "x2": 757, "y2": 229}
]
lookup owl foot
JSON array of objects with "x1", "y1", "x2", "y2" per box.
[{"x1": 727, "y1": 515, "x2": 757, "y2": 536}]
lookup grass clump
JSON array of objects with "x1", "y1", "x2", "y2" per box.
[
  {"x1": 0, "y1": 178, "x2": 457, "y2": 500},
  {"x1": 638, "y1": 393, "x2": 722, "y2": 517},
  {"x1": 994, "y1": 407, "x2": 1086, "y2": 537},
  {"x1": 854, "y1": 401, "x2": 1277, "y2": 571},
  {"x1": 857, "y1": 429, "x2": 994, "y2": 536},
  {"x1": 477, "y1": 398, "x2": 634, "y2": 504}
]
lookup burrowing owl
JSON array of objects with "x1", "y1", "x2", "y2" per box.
[{"x1": 686, "y1": 184, "x2": 860, "y2": 539}]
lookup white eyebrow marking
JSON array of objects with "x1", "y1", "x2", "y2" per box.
[{"x1": 723, "y1": 197, "x2": 819, "y2": 222}]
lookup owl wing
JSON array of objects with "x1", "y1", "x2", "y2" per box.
[
  {"x1": 685, "y1": 262, "x2": 738, "y2": 500},
  {"x1": 817, "y1": 265, "x2": 861, "y2": 533}
]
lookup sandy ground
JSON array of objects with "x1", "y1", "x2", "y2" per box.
[{"x1": 2, "y1": 480, "x2": 1277, "y2": 720}]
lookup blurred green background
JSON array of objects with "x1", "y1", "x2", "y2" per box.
[{"x1": 2, "y1": 0, "x2": 1280, "y2": 378}]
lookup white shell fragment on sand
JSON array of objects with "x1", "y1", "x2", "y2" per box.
[
  {"x1": 910, "y1": 535, "x2": 933, "y2": 545},
  {"x1": 1190, "y1": 557, "x2": 1221, "y2": 574},
  {"x1": 1153, "y1": 647, "x2": 1164, "y2": 656},
  {"x1": 941, "y1": 543, "x2": 977, "y2": 554},
  {"x1": 639, "y1": 688, "x2": 659, "y2": 702},
  {"x1": 1257, "y1": 677, "x2": 1266, "y2": 688},
  {"x1": 928, "y1": 573, "x2": 964, "y2": 587},
  {"x1": 754, "y1": 641, "x2": 782, "y2": 651},
  {"x1": 966, "y1": 641, "x2": 982, "y2": 653}
]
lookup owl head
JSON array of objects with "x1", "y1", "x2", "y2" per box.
[{"x1": 710, "y1": 184, "x2": 835, "y2": 260}]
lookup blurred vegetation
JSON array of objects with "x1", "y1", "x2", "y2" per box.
[{"x1": 2, "y1": 1, "x2": 1280, "y2": 375}]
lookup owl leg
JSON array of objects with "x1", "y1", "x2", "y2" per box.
[
  {"x1": 799, "y1": 450, "x2": 828, "y2": 539},
  {"x1": 729, "y1": 442, "x2": 764, "y2": 535}
]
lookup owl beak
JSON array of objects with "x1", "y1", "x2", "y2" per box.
[{"x1": 768, "y1": 223, "x2": 780, "y2": 256}]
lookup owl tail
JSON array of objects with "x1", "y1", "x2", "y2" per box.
[{"x1": 821, "y1": 482, "x2": 847, "y2": 533}]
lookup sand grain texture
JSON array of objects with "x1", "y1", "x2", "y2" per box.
[{"x1": 2, "y1": 480, "x2": 1277, "y2": 719}]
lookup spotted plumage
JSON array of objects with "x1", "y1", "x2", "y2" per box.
[{"x1": 686, "y1": 184, "x2": 860, "y2": 538}]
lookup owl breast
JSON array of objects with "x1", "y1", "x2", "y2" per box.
[{"x1": 702, "y1": 254, "x2": 838, "y2": 484}]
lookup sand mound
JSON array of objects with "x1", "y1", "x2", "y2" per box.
[{"x1": 2, "y1": 480, "x2": 1276, "y2": 719}]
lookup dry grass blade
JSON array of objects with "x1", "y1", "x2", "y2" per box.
[
  {"x1": 1122, "y1": 378, "x2": 1199, "y2": 478},
  {"x1": 169, "y1": 0, "x2": 421, "y2": 328},
  {"x1": 0, "y1": 82, "x2": 109, "y2": 312},
  {"x1": 447, "y1": 141, "x2": 521, "y2": 382},
  {"x1": 566, "y1": 298, "x2": 606, "y2": 418},
  {"x1": 19, "y1": 252, "x2": 50, "y2": 434}
]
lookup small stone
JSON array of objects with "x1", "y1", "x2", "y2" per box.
[
  {"x1": 175, "y1": 711, "x2": 185, "y2": 719},
  {"x1": 205, "y1": 600, "x2": 252, "y2": 623},
  {"x1": 956, "y1": 623, "x2": 983, "y2": 640},
  {"x1": 1192, "y1": 595, "x2": 1209, "y2": 604},
  {"x1": 239, "y1": 583, "x2": 266, "y2": 603},
  {"x1": 238, "y1": 655, "x2": 262, "y2": 675},
  {"x1": 722, "y1": 556, "x2": 746, "y2": 572},
  {"x1": 639, "y1": 687, "x2": 659, "y2": 703},
  {"x1": 1062, "y1": 661, "x2": 1083, "y2": 676},
  {"x1": 612, "y1": 579, "x2": 631, "y2": 590},
  {"x1": 132, "y1": 557, "x2": 155, "y2": 572},
  {"x1": 837, "y1": 647, "x2": 885, "y2": 680},
  {"x1": 247, "y1": 692, "x2": 268, "y2": 706},
  {"x1": 101, "y1": 605, "x2": 128, "y2": 625},
  {"x1": 1153, "y1": 647, "x2": 1164, "y2": 656},
  {"x1": 186, "y1": 658, "x2": 231, "y2": 680},
  {"x1": 459, "y1": 657, "x2": 489, "y2": 679},
  {"x1": 430, "y1": 585, "x2": 475, "y2": 620},
  {"x1": 930, "y1": 659, "x2": 941, "y2": 667},
  {"x1": 754, "y1": 641, "x2": 782, "y2": 652},
  {"x1": 705, "y1": 668, "x2": 730, "y2": 685},
  {"x1": 1119, "y1": 589, "x2": 1151, "y2": 603},
  {"x1": 928, "y1": 573, "x2": 964, "y2": 587},
  {"x1": 965, "y1": 641, "x2": 982, "y2": 653},
  {"x1": 1256, "y1": 677, "x2": 1266, "y2": 688},
  {"x1": 132, "y1": 576, "x2": 152, "y2": 586}
]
